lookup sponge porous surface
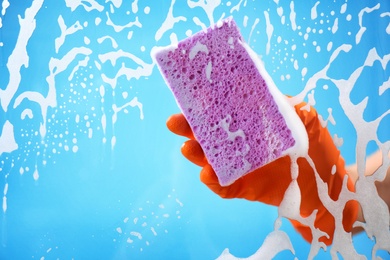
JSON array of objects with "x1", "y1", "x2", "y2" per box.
[{"x1": 155, "y1": 18, "x2": 296, "y2": 186}]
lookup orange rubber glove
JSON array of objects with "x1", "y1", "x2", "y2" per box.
[{"x1": 166, "y1": 101, "x2": 359, "y2": 245}]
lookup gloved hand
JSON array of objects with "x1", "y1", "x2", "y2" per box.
[{"x1": 166, "y1": 101, "x2": 359, "y2": 245}]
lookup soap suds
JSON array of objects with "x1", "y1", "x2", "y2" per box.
[{"x1": 189, "y1": 41, "x2": 209, "y2": 59}]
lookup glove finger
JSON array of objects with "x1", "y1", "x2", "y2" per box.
[
  {"x1": 200, "y1": 164, "x2": 236, "y2": 199},
  {"x1": 166, "y1": 114, "x2": 194, "y2": 140},
  {"x1": 181, "y1": 140, "x2": 208, "y2": 167},
  {"x1": 200, "y1": 164, "x2": 220, "y2": 187}
]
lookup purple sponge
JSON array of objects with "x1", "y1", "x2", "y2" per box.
[{"x1": 154, "y1": 18, "x2": 305, "y2": 186}]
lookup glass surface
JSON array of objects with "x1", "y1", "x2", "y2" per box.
[{"x1": 1, "y1": 1, "x2": 389, "y2": 259}]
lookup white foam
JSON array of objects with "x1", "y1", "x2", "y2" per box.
[
  {"x1": 21, "y1": 109, "x2": 33, "y2": 120},
  {"x1": 217, "y1": 231, "x2": 294, "y2": 260},
  {"x1": 55, "y1": 16, "x2": 83, "y2": 53},
  {"x1": 130, "y1": 231, "x2": 142, "y2": 240},
  {"x1": 356, "y1": 4, "x2": 380, "y2": 44},
  {"x1": 193, "y1": 16, "x2": 207, "y2": 31},
  {"x1": 287, "y1": 25, "x2": 390, "y2": 254},
  {"x1": 379, "y1": 76, "x2": 390, "y2": 95},
  {"x1": 68, "y1": 56, "x2": 89, "y2": 81},
  {"x1": 169, "y1": 33, "x2": 178, "y2": 47},
  {"x1": 2, "y1": 195, "x2": 6, "y2": 213},
  {"x1": 155, "y1": 0, "x2": 186, "y2": 41},
  {"x1": 64, "y1": 0, "x2": 103, "y2": 12},
  {"x1": 2, "y1": 183, "x2": 8, "y2": 213},
  {"x1": 101, "y1": 114, "x2": 107, "y2": 136},
  {"x1": 280, "y1": 15, "x2": 286, "y2": 25},
  {"x1": 311, "y1": 1, "x2": 320, "y2": 20},
  {"x1": 205, "y1": 61, "x2": 212, "y2": 82},
  {"x1": 332, "y1": 18, "x2": 339, "y2": 34},
  {"x1": 381, "y1": 12, "x2": 390, "y2": 18},
  {"x1": 220, "y1": 115, "x2": 246, "y2": 141},
  {"x1": 131, "y1": 0, "x2": 138, "y2": 13},
  {"x1": 185, "y1": 29, "x2": 192, "y2": 37},
  {"x1": 332, "y1": 134, "x2": 344, "y2": 147},
  {"x1": 107, "y1": 0, "x2": 122, "y2": 8},
  {"x1": 301, "y1": 67, "x2": 308, "y2": 77},
  {"x1": 217, "y1": 114, "x2": 252, "y2": 184},
  {"x1": 99, "y1": 49, "x2": 148, "y2": 67},
  {"x1": 97, "y1": 35, "x2": 118, "y2": 49},
  {"x1": 106, "y1": 13, "x2": 142, "y2": 33},
  {"x1": 228, "y1": 36, "x2": 234, "y2": 49},
  {"x1": 386, "y1": 23, "x2": 390, "y2": 35},
  {"x1": 293, "y1": 59, "x2": 299, "y2": 70},
  {"x1": 99, "y1": 50, "x2": 154, "y2": 92},
  {"x1": 0, "y1": 0, "x2": 43, "y2": 112},
  {"x1": 291, "y1": 44, "x2": 296, "y2": 51},
  {"x1": 110, "y1": 136, "x2": 116, "y2": 150},
  {"x1": 127, "y1": 31, "x2": 133, "y2": 40},
  {"x1": 289, "y1": 1, "x2": 297, "y2": 31},
  {"x1": 112, "y1": 97, "x2": 144, "y2": 121},
  {"x1": 264, "y1": 12, "x2": 273, "y2": 55},
  {"x1": 15, "y1": 47, "x2": 90, "y2": 138},
  {"x1": 318, "y1": 108, "x2": 336, "y2": 128},
  {"x1": 189, "y1": 41, "x2": 209, "y2": 60},
  {"x1": 277, "y1": 7, "x2": 283, "y2": 17},
  {"x1": 175, "y1": 198, "x2": 183, "y2": 207},
  {"x1": 249, "y1": 17, "x2": 260, "y2": 46},
  {"x1": 33, "y1": 165, "x2": 39, "y2": 181},
  {"x1": 1, "y1": 0, "x2": 10, "y2": 16},
  {"x1": 0, "y1": 121, "x2": 18, "y2": 155},
  {"x1": 229, "y1": 0, "x2": 244, "y2": 13},
  {"x1": 327, "y1": 41, "x2": 333, "y2": 51},
  {"x1": 243, "y1": 15, "x2": 248, "y2": 27}
]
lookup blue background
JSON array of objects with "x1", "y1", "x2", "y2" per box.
[{"x1": 0, "y1": 0, "x2": 389, "y2": 259}]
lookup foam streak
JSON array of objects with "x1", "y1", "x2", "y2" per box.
[
  {"x1": 263, "y1": 12, "x2": 272, "y2": 54},
  {"x1": 106, "y1": 13, "x2": 142, "y2": 32},
  {"x1": 64, "y1": 0, "x2": 104, "y2": 12},
  {"x1": 356, "y1": 4, "x2": 380, "y2": 44},
  {"x1": 55, "y1": 15, "x2": 83, "y2": 53},
  {"x1": 0, "y1": 121, "x2": 18, "y2": 155},
  {"x1": 187, "y1": 0, "x2": 221, "y2": 27},
  {"x1": 155, "y1": 0, "x2": 186, "y2": 41},
  {"x1": 0, "y1": 0, "x2": 44, "y2": 112}
]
